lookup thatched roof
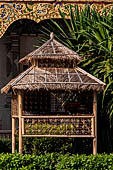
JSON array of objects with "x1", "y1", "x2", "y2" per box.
[
  {"x1": 19, "y1": 33, "x2": 81, "y2": 65},
  {"x1": 1, "y1": 66, "x2": 105, "y2": 94}
]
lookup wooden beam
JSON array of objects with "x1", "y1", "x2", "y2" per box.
[
  {"x1": 67, "y1": 69, "x2": 71, "y2": 82},
  {"x1": 12, "y1": 117, "x2": 16, "y2": 153},
  {"x1": 75, "y1": 69, "x2": 83, "y2": 83},
  {"x1": 51, "y1": 41, "x2": 56, "y2": 54},
  {"x1": 0, "y1": 130, "x2": 11, "y2": 133},
  {"x1": 22, "y1": 118, "x2": 24, "y2": 135},
  {"x1": 22, "y1": 115, "x2": 94, "y2": 118},
  {"x1": 77, "y1": 67, "x2": 105, "y2": 85},
  {"x1": 12, "y1": 115, "x2": 19, "y2": 118},
  {"x1": 22, "y1": 135, "x2": 95, "y2": 138},
  {"x1": 93, "y1": 91, "x2": 97, "y2": 155},
  {"x1": 17, "y1": 82, "x2": 99, "y2": 85},
  {"x1": 11, "y1": 66, "x2": 34, "y2": 86},
  {"x1": 56, "y1": 68, "x2": 58, "y2": 82},
  {"x1": 91, "y1": 117, "x2": 95, "y2": 137},
  {"x1": 18, "y1": 90, "x2": 23, "y2": 154}
]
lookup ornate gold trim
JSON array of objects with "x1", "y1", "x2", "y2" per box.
[
  {"x1": 0, "y1": 2, "x2": 113, "y2": 38},
  {"x1": 0, "y1": 0, "x2": 112, "y2": 2}
]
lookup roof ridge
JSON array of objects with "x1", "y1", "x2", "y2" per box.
[
  {"x1": 11, "y1": 66, "x2": 34, "y2": 86},
  {"x1": 1, "y1": 66, "x2": 105, "y2": 94},
  {"x1": 76, "y1": 67, "x2": 105, "y2": 85},
  {"x1": 19, "y1": 39, "x2": 51, "y2": 63},
  {"x1": 53, "y1": 39, "x2": 79, "y2": 55},
  {"x1": 30, "y1": 39, "x2": 51, "y2": 57},
  {"x1": 19, "y1": 35, "x2": 81, "y2": 64}
]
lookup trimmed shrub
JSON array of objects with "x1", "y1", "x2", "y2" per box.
[
  {"x1": 56, "y1": 153, "x2": 113, "y2": 170},
  {"x1": 0, "y1": 153, "x2": 113, "y2": 170}
]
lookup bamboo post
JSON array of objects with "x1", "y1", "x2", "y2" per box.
[
  {"x1": 22, "y1": 118, "x2": 24, "y2": 135},
  {"x1": 18, "y1": 90, "x2": 23, "y2": 154},
  {"x1": 93, "y1": 91, "x2": 97, "y2": 155},
  {"x1": 91, "y1": 117, "x2": 94, "y2": 137},
  {"x1": 12, "y1": 117, "x2": 16, "y2": 153}
]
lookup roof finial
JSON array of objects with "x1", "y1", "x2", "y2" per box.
[{"x1": 50, "y1": 32, "x2": 54, "y2": 40}]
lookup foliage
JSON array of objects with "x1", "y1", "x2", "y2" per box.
[
  {"x1": 38, "y1": 5, "x2": 113, "y2": 152},
  {"x1": 56, "y1": 153, "x2": 113, "y2": 170},
  {"x1": 25, "y1": 123, "x2": 74, "y2": 135},
  {"x1": 23, "y1": 137, "x2": 93, "y2": 155},
  {"x1": 0, "y1": 152, "x2": 57, "y2": 170},
  {"x1": 0, "y1": 153, "x2": 113, "y2": 169},
  {"x1": 0, "y1": 139, "x2": 11, "y2": 153},
  {"x1": 0, "y1": 138, "x2": 72, "y2": 154},
  {"x1": 0, "y1": 138, "x2": 93, "y2": 155},
  {"x1": 22, "y1": 137, "x2": 73, "y2": 155}
]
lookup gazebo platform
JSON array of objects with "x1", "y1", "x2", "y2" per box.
[{"x1": 1, "y1": 33, "x2": 105, "y2": 154}]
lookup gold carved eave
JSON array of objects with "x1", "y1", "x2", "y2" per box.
[
  {"x1": 0, "y1": 1, "x2": 113, "y2": 38},
  {"x1": 0, "y1": 0, "x2": 112, "y2": 2}
]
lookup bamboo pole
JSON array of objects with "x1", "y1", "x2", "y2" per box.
[
  {"x1": 22, "y1": 135, "x2": 94, "y2": 138},
  {"x1": 12, "y1": 117, "x2": 16, "y2": 153},
  {"x1": 22, "y1": 115, "x2": 94, "y2": 118},
  {"x1": 91, "y1": 117, "x2": 94, "y2": 137},
  {"x1": 22, "y1": 118, "x2": 24, "y2": 135},
  {"x1": 93, "y1": 91, "x2": 97, "y2": 155},
  {"x1": 18, "y1": 90, "x2": 23, "y2": 154}
]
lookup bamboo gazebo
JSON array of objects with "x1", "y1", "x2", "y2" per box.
[{"x1": 1, "y1": 33, "x2": 105, "y2": 154}]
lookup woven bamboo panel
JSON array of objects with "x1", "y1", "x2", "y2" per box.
[
  {"x1": 24, "y1": 116, "x2": 93, "y2": 136},
  {"x1": 23, "y1": 91, "x2": 93, "y2": 115},
  {"x1": 23, "y1": 91, "x2": 50, "y2": 114}
]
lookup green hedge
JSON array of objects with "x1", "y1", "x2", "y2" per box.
[{"x1": 0, "y1": 153, "x2": 113, "y2": 170}]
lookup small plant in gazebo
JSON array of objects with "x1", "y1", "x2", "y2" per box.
[{"x1": 1, "y1": 33, "x2": 105, "y2": 154}]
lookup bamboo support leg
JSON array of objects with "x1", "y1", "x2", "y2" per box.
[
  {"x1": 12, "y1": 117, "x2": 16, "y2": 153},
  {"x1": 18, "y1": 91, "x2": 23, "y2": 154},
  {"x1": 19, "y1": 118, "x2": 22, "y2": 154},
  {"x1": 22, "y1": 118, "x2": 24, "y2": 135},
  {"x1": 93, "y1": 138, "x2": 97, "y2": 155},
  {"x1": 93, "y1": 91, "x2": 97, "y2": 155}
]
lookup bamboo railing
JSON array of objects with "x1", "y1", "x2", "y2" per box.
[{"x1": 21, "y1": 115, "x2": 95, "y2": 138}]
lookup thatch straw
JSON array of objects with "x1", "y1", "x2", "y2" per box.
[
  {"x1": 1, "y1": 66, "x2": 105, "y2": 94},
  {"x1": 0, "y1": 32, "x2": 105, "y2": 94},
  {"x1": 19, "y1": 33, "x2": 81, "y2": 65}
]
